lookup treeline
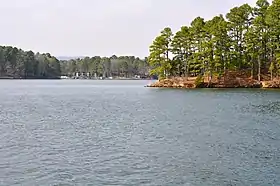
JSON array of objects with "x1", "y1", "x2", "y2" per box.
[
  {"x1": 148, "y1": 0, "x2": 280, "y2": 81},
  {"x1": 0, "y1": 46, "x2": 61, "y2": 79},
  {"x1": 0, "y1": 45, "x2": 150, "y2": 79},
  {"x1": 60, "y1": 56, "x2": 149, "y2": 78}
]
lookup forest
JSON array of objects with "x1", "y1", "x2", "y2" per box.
[
  {"x1": 0, "y1": 45, "x2": 149, "y2": 79},
  {"x1": 148, "y1": 0, "x2": 280, "y2": 81},
  {"x1": 0, "y1": 46, "x2": 61, "y2": 79},
  {"x1": 60, "y1": 56, "x2": 149, "y2": 78}
]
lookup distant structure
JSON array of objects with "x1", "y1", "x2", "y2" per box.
[
  {"x1": 67, "y1": 71, "x2": 151, "y2": 80},
  {"x1": 60, "y1": 76, "x2": 69, "y2": 79}
]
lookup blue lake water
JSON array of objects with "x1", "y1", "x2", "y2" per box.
[{"x1": 0, "y1": 80, "x2": 280, "y2": 185}]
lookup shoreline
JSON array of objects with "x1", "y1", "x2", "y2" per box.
[{"x1": 146, "y1": 77, "x2": 280, "y2": 89}]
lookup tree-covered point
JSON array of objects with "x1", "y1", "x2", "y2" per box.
[
  {"x1": 60, "y1": 55, "x2": 150, "y2": 78},
  {"x1": 0, "y1": 46, "x2": 61, "y2": 79},
  {"x1": 148, "y1": 0, "x2": 280, "y2": 81}
]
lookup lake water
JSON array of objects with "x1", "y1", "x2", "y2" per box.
[{"x1": 0, "y1": 80, "x2": 280, "y2": 186}]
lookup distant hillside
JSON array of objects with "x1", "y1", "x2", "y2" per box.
[{"x1": 57, "y1": 56, "x2": 85, "y2": 60}]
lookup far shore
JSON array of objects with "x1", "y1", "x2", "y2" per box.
[{"x1": 0, "y1": 77, "x2": 155, "y2": 80}]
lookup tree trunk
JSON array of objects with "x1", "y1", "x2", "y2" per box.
[
  {"x1": 166, "y1": 48, "x2": 169, "y2": 79},
  {"x1": 258, "y1": 55, "x2": 261, "y2": 81},
  {"x1": 186, "y1": 60, "x2": 189, "y2": 80},
  {"x1": 184, "y1": 61, "x2": 187, "y2": 77},
  {"x1": 270, "y1": 45, "x2": 274, "y2": 81},
  {"x1": 251, "y1": 62, "x2": 254, "y2": 79},
  {"x1": 223, "y1": 58, "x2": 226, "y2": 74}
]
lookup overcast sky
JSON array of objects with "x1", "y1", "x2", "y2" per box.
[{"x1": 0, "y1": 0, "x2": 262, "y2": 58}]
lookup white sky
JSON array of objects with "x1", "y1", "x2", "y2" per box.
[{"x1": 0, "y1": 0, "x2": 263, "y2": 57}]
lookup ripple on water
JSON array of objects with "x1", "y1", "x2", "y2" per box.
[{"x1": 0, "y1": 81, "x2": 280, "y2": 186}]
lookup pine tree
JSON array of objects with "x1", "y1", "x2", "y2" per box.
[{"x1": 148, "y1": 27, "x2": 173, "y2": 79}]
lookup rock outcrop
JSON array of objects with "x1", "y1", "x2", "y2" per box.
[
  {"x1": 146, "y1": 72, "x2": 280, "y2": 89},
  {"x1": 148, "y1": 77, "x2": 196, "y2": 88},
  {"x1": 262, "y1": 81, "x2": 280, "y2": 88}
]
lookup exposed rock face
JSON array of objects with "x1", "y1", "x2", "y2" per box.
[
  {"x1": 147, "y1": 76, "x2": 280, "y2": 89},
  {"x1": 262, "y1": 81, "x2": 280, "y2": 88},
  {"x1": 147, "y1": 78, "x2": 196, "y2": 88}
]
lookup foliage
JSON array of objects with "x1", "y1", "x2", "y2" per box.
[
  {"x1": 0, "y1": 45, "x2": 149, "y2": 79},
  {"x1": 148, "y1": 27, "x2": 173, "y2": 79},
  {"x1": 148, "y1": 0, "x2": 280, "y2": 81},
  {"x1": 60, "y1": 56, "x2": 149, "y2": 78},
  {"x1": 0, "y1": 46, "x2": 60, "y2": 79}
]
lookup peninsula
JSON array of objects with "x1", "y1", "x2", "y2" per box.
[{"x1": 146, "y1": 0, "x2": 280, "y2": 89}]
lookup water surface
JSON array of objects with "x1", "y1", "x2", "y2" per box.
[{"x1": 0, "y1": 80, "x2": 280, "y2": 185}]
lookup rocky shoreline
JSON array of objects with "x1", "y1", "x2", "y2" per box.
[{"x1": 146, "y1": 77, "x2": 280, "y2": 89}]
